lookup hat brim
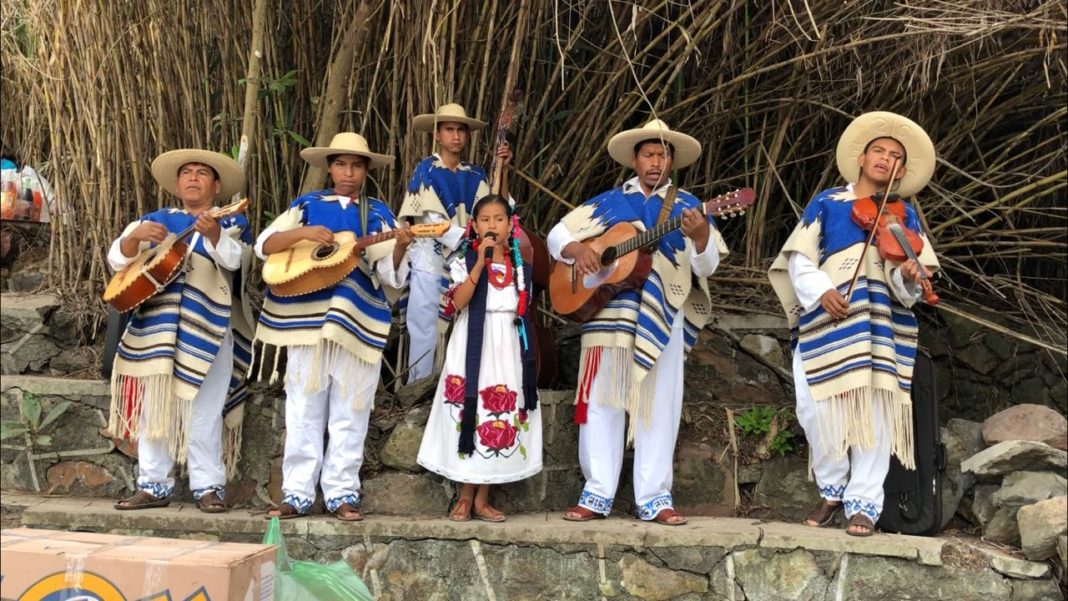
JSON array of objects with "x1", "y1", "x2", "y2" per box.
[
  {"x1": 836, "y1": 111, "x2": 936, "y2": 198},
  {"x1": 299, "y1": 147, "x2": 394, "y2": 170},
  {"x1": 607, "y1": 128, "x2": 702, "y2": 169},
  {"x1": 151, "y1": 150, "x2": 245, "y2": 200},
  {"x1": 412, "y1": 114, "x2": 487, "y2": 133}
]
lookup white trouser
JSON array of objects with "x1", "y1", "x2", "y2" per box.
[
  {"x1": 406, "y1": 268, "x2": 441, "y2": 383},
  {"x1": 137, "y1": 331, "x2": 233, "y2": 500},
  {"x1": 280, "y1": 347, "x2": 376, "y2": 513},
  {"x1": 577, "y1": 314, "x2": 686, "y2": 520},
  {"x1": 793, "y1": 349, "x2": 891, "y2": 522}
]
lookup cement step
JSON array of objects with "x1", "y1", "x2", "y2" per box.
[{"x1": 3, "y1": 493, "x2": 1060, "y2": 601}]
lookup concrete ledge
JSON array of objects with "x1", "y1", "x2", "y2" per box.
[
  {"x1": 8, "y1": 493, "x2": 935, "y2": 563},
  {"x1": 0, "y1": 375, "x2": 109, "y2": 398}
]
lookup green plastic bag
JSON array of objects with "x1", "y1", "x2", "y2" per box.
[{"x1": 262, "y1": 517, "x2": 375, "y2": 601}]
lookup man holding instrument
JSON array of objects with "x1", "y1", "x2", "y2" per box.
[
  {"x1": 547, "y1": 119, "x2": 727, "y2": 525},
  {"x1": 398, "y1": 103, "x2": 513, "y2": 383},
  {"x1": 254, "y1": 133, "x2": 412, "y2": 521},
  {"x1": 768, "y1": 111, "x2": 940, "y2": 536},
  {"x1": 108, "y1": 149, "x2": 254, "y2": 513}
]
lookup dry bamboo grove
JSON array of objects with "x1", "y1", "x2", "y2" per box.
[{"x1": 1, "y1": 0, "x2": 1065, "y2": 348}]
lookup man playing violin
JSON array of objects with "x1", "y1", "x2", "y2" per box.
[
  {"x1": 768, "y1": 111, "x2": 941, "y2": 536},
  {"x1": 108, "y1": 149, "x2": 253, "y2": 514},
  {"x1": 547, "y1": 119, "x2": 728, "y2": 526}
]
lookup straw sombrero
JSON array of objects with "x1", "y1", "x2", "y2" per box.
[
  {"x1": 412, "y1": 103, "x2": 487, "y2": 133},
  {"x1": 300, "y1": 132, "x2": 394, "y2": 170},
  {"x1": 151, "y1": 149, "x2": 245, "y2": 200},
  {"x1": 836, "y1": 111, "x2": 936, "y2": 198},
  {"x1": 607, "y1": 119, "x2": 702, "y2": 169}
]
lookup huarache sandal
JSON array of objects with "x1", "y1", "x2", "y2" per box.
[
  {"x1": 846, "y1": 513, "x2": 876, "y2": 537},
  {"x1": 332, "y1": 502, "x2": 364, "y2": 522},
  {"x1": 563, "y1": 505, "x2": 607, "y2": 522},
  {"x1": 266, "y1": 502, "x2": 308, "y2": 520},
  {"x1": 473, "y1": 504, "x2": 506, "y2": 523},
  {"x1": 114, "y1": 490, "x2": 170, "y2": 511},
  {"x1": 195, "y1": 491, "x2": 227, "y2": 514},
  {"x1": 651, "y1": 508, "x2": 688, "y2": 526},
  {"x1": 449, "y1": 498, "x2": 473, "y2": 522},
  {"x1": 803, "y1": 500, "x2": 842, "y2": 527}
]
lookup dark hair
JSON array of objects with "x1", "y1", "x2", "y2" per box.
[
  {"x1": 863, "y1": 137, "x2": 908, "y2": 164},
  {"x1": 327, "y1": 154, "x2": 368, "y2": 167},
  {"x1": 633, "y1": 139, "x2": 675, "y2": 157},
  {"x1": 177, "y1": 162, "x2": 220, "y2": 180},
  {"x1": 471, "y1": 193, "x2": 512, "y2": 220}
]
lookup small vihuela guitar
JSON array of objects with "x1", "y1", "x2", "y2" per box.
[
  {"x1": 103, "y1": 198, "x2": 250, "y2": 312},
  {"x1": 262, "y1": 222, "x2": 450, "y2": 297},
  {"x1": 549, "y1": 188, "x2": 755, "y2": 322}
]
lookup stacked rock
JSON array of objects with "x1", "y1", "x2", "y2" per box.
[{"x1": 958, "y1": 404, "x2": 1067, "y2": 583}]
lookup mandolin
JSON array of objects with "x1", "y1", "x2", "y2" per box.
[
  {"x1": 262, "y1": 222, "x2": 449, "y2": 297},
  {"x1": 103, "y1": 198, "x2": 250, "y2": 312},
  {"x1": 549, "y1": 188, "x2": 754, "y2": 322}
]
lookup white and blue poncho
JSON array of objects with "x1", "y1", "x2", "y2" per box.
[{"x1": 768, "y1": 186, "x2": 941, "y2": 468}]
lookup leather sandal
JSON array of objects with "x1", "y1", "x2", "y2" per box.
[
  {"x1": 803, "y1": 500, "x2": 842, "y2": 527},
  {"x1": 114, "y1": 490, "x2": 170, "y2": 511},
  {"x1": 331, "y1": 502, "x2": 364, "y2": 522},
  {"x1": 846, "y1": 513, "x2": 876, "y2": 537},
  {"x1": 651, "y1": 508, "x2": 688, "y2": 526},
  {"x1": 449, "y1": 498, "x2": 473, "y2": 522},
  {"x1": 562, "y1": 505, "x2": 607, "y2": 522},
  {"x1": 266, "y1": 502, "x2": 307, "y2": 520},
  {"x1": 473, "y1": 504, "x2": 506, "y2": 523},
  {"x1": 195, "y1": 490, "x2": 227, "y2": 514}
]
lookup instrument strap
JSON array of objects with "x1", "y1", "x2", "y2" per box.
[{"x1": 656, "y1": 186, "x2": 677, "y2": 226}]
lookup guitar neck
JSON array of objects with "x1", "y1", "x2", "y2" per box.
[
  {"x1": 612, "y1": 213, "x2": 686, "y2": 256},
  {"x1": 357, "y1": 229, "x2": 398, "y2": 246}
]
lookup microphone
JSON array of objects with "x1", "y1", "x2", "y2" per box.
[{"x1": 483, "y1": 232, "x2": 497, "y2": 260}]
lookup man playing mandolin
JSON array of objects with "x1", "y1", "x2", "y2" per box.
[
  {"x1": 254, "y1": 132, "x2": 413, "y2": 521},
  {"x1": 547, "y1": 119, "x2": 728, "y2": 525},
  {"x1": 768, "y1": 111, "x2": 940, "y2": 537},
  {"x1": 398, "y1": 103, "x2": 513, "y2": 383},
  {"x1": 108, "y1": 149, "x2": 254, "y2": 514}
]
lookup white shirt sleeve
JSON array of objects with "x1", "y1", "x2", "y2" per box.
[
  {"x1": 689, "y1": 238, "x2": 721, "y2": 278},
  {"x1": 889, "y1": 265, "x2": 923, "y2": 307},
  {"x1": 107, "y1": 236, "x2": 138, "y2": 272},
  {"x1": 374, "y1": 248, "x2": 411, "y2": 289},
  {"x1": 547, "y1": 222, "x2": 577, "y2": 264},
  {"x1": 203, "y1": 228, "x2": 244, "y2": 272},
  {"x1": 788, "y1": 252, "x2": 836, "y2": 313},
  {"x1": 448, "y1": 256, "x2": 469, "y2": 285},
  {"x1": 254, "y1": 223, "x2": 280, "y2": 260},
  {"x1": 440, "y1": 223, "x2": 468, "y2": 252}
]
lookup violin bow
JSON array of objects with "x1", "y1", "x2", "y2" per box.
[
  {"x1": 488, "y1": 89, "x2": 523, "y2": 198},
  {"x1": 844, "y1": 158, "x2": 903, "y2": 303}
]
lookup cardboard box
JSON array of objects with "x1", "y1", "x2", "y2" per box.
[{"x1": 1, "y1": 527, "x2": 276, "y2": 601}]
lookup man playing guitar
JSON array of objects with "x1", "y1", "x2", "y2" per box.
[
  {"x1": 108, "y1": 149, "x2": 253, "y2": 514},
  {"x1": 547, "y1": 118, "x2": 728, "y2": 526}
]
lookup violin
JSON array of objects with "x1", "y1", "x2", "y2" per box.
[{"x1": 850, "y1": 193, "x2": 939, "y2": 306}]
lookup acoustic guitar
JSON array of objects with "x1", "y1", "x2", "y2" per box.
[
  {"x1": 262, "y1": 222, "x2": 449, "y2": 297},
  {"x1": 549, "y1": 188, "x2": 755, "y2": 322},
  {"x1": 103, "y1": 198, "x2": 250, "y2": 312}
]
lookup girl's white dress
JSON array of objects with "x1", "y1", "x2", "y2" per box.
[{"x1": 416, "y1": 258, "x2": 543, "y2": 484}]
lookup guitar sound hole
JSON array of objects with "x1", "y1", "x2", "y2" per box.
[
  {"x1": 314, "y1": 243, "x2": 338, "y2": 261},
  {"x1": 600, "y1": 247, "x2": 617, "y2": 266}
]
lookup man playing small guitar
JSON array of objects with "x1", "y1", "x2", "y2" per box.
[
  {"x1": 547, "y1": 119, "x2": 729, "y2": 526},
  {"x1": 109, "y1": 149, "x2": 254, "y2": 514},
  {"x1": 254, "y1": 132, "x2": 412, "y2": 521}
]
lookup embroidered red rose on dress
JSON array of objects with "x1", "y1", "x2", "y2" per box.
[
  {"x1": 477, "y1": 419, "x2": 518, "y2": 452},
  {"x1": 480, "y1": 384, "x2": 517, "y2": 416},
  {"x1": 443, "y1": 374, "x2": 465, "y2": 405}
]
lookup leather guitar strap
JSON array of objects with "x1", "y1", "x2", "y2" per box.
[{"x1": 656, "y1": 186, "x2": 677, "y2": 228}]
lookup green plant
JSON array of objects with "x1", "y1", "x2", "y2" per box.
[
  {"x1": 769, "y1": 430, "x2": 794, "y2": 456},
  {"x1": 0, "y1": 391, "x2": 72, "y2": 448},
  {"x1": 735, "y1": 406, "x2": 776, "y2": 437}
]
